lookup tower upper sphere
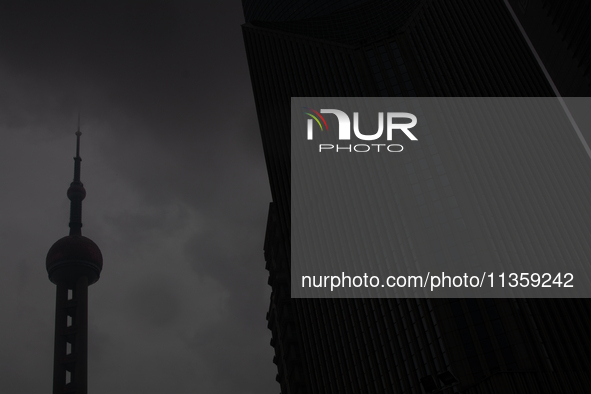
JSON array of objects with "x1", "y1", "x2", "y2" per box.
[{"x1": 46, "y1": 235, "x2": 103, "y2": 285}]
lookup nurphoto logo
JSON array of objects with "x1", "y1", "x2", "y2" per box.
[{"x1": 303, "y1": 108, "x2": 418, "y2": 152}]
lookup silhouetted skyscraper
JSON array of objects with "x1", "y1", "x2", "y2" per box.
[
  {"x1": 506, "y1": 0, "x2": 591, "y2": 97},
  {"x1": 46, "y1": 127, "x2": 103, "y2": 394},
  {"x1": 242, "y1": 0, "x2": 591, "y2": 393}
]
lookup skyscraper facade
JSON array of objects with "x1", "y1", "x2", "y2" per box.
[
  {"x1": 242, "y1": 1, "x2": 591, "y2": 392},
  {"x1": 46, "y1": 129, "x2": 103, "y2": 394},
  {"x1": 506, "y1": 0, "x2": 591, "y2": 97}
]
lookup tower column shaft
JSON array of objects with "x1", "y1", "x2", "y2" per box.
[
  {"x1": 52, "y1": 277, "x2": 89, "y2": 394},
  {"x1": 69, "y1": 200, "x2": 83, "y2": 236},
  {"x1": 52, "y1": 284, "x2": 68, "y2": 394},
  {"x1": 74, "y1": 276, "x2": 88, "y2": 394}
]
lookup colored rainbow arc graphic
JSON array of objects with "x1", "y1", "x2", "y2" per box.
[{"x1": 302, "y1": 107, "x2": 329, "y2": 131}]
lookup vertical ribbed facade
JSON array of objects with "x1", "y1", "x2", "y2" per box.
[{"x1": 243, "y1": 1, "x2": 591, "y2": 392}]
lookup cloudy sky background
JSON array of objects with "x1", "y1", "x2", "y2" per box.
[{"x1": 0, "y1": 1, "x2": 277, "y2": 393}]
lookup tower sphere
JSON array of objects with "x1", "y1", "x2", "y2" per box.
[
  {"x1": 67, "y1": 183, "x2": 86, "y2": 201},
  {"x1": 46, "y1": 235, "x2": 103, "y2": 285}
]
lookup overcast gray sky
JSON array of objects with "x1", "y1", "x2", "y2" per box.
[{"x1": 0, "y1": 1, "x2": 277, "y2": 393}]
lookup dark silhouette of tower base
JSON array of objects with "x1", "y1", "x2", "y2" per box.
[{"x1": 46, "y1": 128, "x2": 102, "y2": 394}]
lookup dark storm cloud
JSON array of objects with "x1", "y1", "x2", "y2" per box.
[
  {"x1": 129, "y1": 275, "x2": 182, "y2": 327},
  {"x1": 0, "y1": 1, "x2": 276, "y2": 393},
  {"x1": 0, "y1": 2, "x2": 180, "y2": 84},
  {"x1": 0, "y1": 1, "x2": 252, "y2": 140}
]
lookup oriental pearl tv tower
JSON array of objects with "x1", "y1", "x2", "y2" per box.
[{"x1": 46, "y1": 124, "x2": 102, "y2": 394}]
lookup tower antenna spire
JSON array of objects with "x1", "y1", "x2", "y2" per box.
[
  {"x1": 68, "y1": 118, "x2": 86, "y2": 236},
  {"x1": 76, "y1": 113, "x2": 81, "y2": 156}
]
